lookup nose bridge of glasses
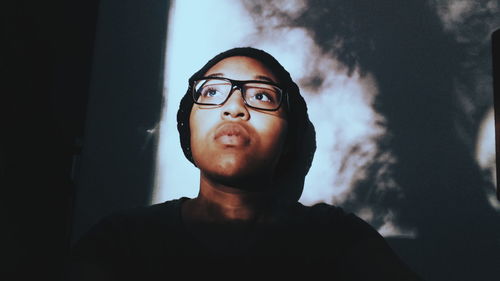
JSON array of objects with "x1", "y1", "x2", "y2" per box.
[
  {"x1": 223, "y1": 85, "x2": 246, "y2": 106},
  {"x1": 226, "y1": 84, "x2": 246, "y2": 102}
]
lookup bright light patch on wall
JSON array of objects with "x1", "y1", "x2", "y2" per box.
[
  {"x1": 153, "y1": 0, "x2": 387, "y2": 212},
  {"x1": 152, "y1": 0, "x2": 257, "y2": 203},
  {"x1": 475, "y1": 107, "x2": 499, "y2": 210}
]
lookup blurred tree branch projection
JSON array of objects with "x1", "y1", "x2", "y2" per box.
[{"x1": 242, "y1": 1, "x2": 499, "y2": 280}]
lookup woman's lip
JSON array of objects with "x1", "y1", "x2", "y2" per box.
[
  {"x1": 214, "y1": 123, "x2": 251, "y2": 146},
  {"x1": 217, "y1": 135, "x2": 248, "y2": 146}
]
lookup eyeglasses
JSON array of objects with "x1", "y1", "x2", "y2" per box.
[{"x1": 192, "y1": 77, "x2": 285, "y2": 111}]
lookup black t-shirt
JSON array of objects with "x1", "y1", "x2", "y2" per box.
[{"x1": 68, "y1": 198, "x2": 422, "y2": 280}]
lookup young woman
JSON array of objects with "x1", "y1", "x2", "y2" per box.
[{"x1": 69, "y1": 47, "x2": 421, "y2": 280}]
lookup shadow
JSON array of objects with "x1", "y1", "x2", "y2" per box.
[{"x1": 245, "y1": 0, "x2": 500, "y2": 280}]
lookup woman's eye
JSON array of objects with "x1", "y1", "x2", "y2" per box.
[
  {"x1": 203, "y1": 87, "x2": 220, "y2": 97},
  {"x1": 255, "y1": 92, "x2": 272, "y2": 102}
]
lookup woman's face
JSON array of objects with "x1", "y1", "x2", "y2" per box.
[{"x1": 189, "y1": 56, "x2": 288, "y2": 186}]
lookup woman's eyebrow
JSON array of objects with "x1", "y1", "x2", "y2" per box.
[
  {"x1": 254, "y1": 75, "x2": 276, "y2": 83},
  {"x1": 205, "y1": 73, "x2": 276, "y2": 83},
  {"x1": 205, "y1": 73, "x2": 224, "y2": 77}
]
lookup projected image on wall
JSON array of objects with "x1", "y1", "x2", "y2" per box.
[{"x1": 153, "y1": 1, "x2": 500, "y2": 280}]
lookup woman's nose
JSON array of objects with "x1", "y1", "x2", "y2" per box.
[{"x1": 221, "y1": 89, "x2": 249, "y2": 120}]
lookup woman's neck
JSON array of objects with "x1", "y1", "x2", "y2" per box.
[{"x1": 183, "y1": 173, "x2": 281, "y2": 224}]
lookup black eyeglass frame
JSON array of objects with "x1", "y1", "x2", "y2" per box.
[{"x1": 191, "y1": 77, "x2": 287, "y2": 111}]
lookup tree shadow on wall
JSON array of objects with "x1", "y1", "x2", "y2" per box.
[{"x1": 246, "y1": 0, "x2": 500, "y2": 280}]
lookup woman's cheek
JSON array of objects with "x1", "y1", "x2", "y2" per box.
[{"x1": 258, "y1": 118, "x2": 288, "y2": 153}]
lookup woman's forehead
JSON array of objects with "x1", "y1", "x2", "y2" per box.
[{"x1": 204, "y1": 56, "x2": 279, "y2": 83}]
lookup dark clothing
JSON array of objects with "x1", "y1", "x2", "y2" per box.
[{"x1": 68, "y1": 198, "x2": 421, "y2": 280}]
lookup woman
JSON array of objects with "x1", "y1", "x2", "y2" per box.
[{"x1": 69, "y1": 47, "x2": 421, "y2": 280}]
